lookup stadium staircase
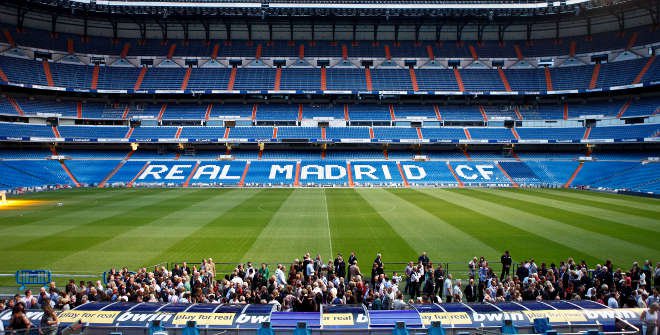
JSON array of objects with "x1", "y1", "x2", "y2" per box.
[
  {"x1": 633, "y1": 55, "x2": 656, "y2": 84},
  {"x1": 564, "y1": 162, "x2": 584, "y2": 188},
  {"x1": 98, "y1": 151, "x2": 135, "y2": 188}
]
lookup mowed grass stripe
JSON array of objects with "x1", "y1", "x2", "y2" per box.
[
  {"x1": 13, "y1": 189, "x2": 204, "y2": 254},
  {"x1": 149, "y1": 189, "x2": 292, "y2": 268},
  {"x1": 0, "y1": 188, "x2": 144, "y2": 226},
  {"x1": 51, "y1": 189, "x2": 256, "y2": 271},
  {"x1": 240, "y1": 189, "x2": 334, "y2": 264},
  {"x1": 443, "y1": 189, "x2": 657, "y2": 265},
  {"x1": 392, "y1": 189, "x2": 593, "y2": 263},
  {"x1": 465, "y1": 189, "x2": 660, "y2": 249},
  {"x1": 358, "y1": 188, "x2": 498, "y2": 263},
  {"x1": 507, "y1": 188, "x2": 659, "y2": 219},
  {"x1": 326, "y1": 189, "x2": 417, "y2": 263},
  {"x1": 0, "y1": 189, "x2": 184, "y2": 251},
  {"x1": 0, "y1": 189, "x2": 202, "y2": 271},
  {"x1": 543, "y1": 189, "x2": 660, "y2": 211},
  {"x1": 494, "y1": 189, "x2": 660, "y2": 232}
]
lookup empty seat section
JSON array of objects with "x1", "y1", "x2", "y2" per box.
[
  {"x1": 129, "y1": 127, "x2": 178, "y2": 139},
  {"x1": 0, "y1": 96, "x2": 18, "y2": 115},
  {"x1": 261, "y1": 41, "x2": 297, "y2": 58},
  {"x1": 233, "y1": 68, "x2": 276, "y2": 90},
  {"x1": 280, "y1": 68, "x2": 320, "y2": 90},
  {"x1": 372, "y1": 127, "x2": 419, "y2": 140},
  {"x1": 370, "y1": 69, "x2": 412, "y2": 91},
  {"x1": 468, "y1": 128, "x2": 515, "y2": 140},
  {"x1": 58, "y1": 125, "x2": 127, "y2": 139},
  {"x1": 244, "y1": 161, "x2": 296, "y2": 186},
  {"x1": 228, "y1": 127, "x2": 274, "y2": 139},
  {"x1": 277, "y1": 127, "x2": 321, "y2": 139},
  {"x1": 415, "y1": 69, "x2": 459, "y2": 91},
  {"x1": 0, "y1": 160, "x2": 71, "y2": 188},
  {"x1": 0, "y1": 56, "x2": 48, "y2": 86},
  {"x1": 106, "y1": 160, "x2": 149, "y2": 184},
  {"x1": 179, "y1": 127, "x2": 225, "y2": 140},
  {"x1": 96, "y1": 66, "x2": 141, "y2": 90},
  {"x1": 525, "y1": 161, "x2": 580, "y2": 185},
  {"x1": 393, "y1": 105, "x2": 436, "y2": 119},
  {"x1": 389, "y1": 42, "x2": 428, "y2": 58},
  {"x1": 499, "y1": 161, "x2": 543, "y2": 185},
  {"x1": 351, "y1": 161, "x2": 404, "y2": 186},
  {"x1": 569, "y1": 100, "x2": 621, "y2": 118},
  {"x1": 210, "y1": 104, "x2": 254, "y2": 119},
  {"x1": 50, "y1": 62, "x2": 93, "y2": 89},
  {"x1": 126, "y1": 104, "x2": 162, "y2": 118},
  {"x1": 505, "y1": 68, "x2": 546, "y2": 91},
  {"x1": 17, "y1": 99, "x2": 77, "y2": 117},
  {"x1": 325, "y1": 127, "x2": 370, "y2": 139},
  {"x1": 304, "y1": 42, "x2": 341, "y2": 58},
  {"x1": 215, "y1": 41, "x2": 257, "y2": 58},
  {"x1": 405, "y1": 162, "x2": 458, "y2": 186},
  {"x1": 461, "y1": 69, "x2": 505, "y2": 91},
  {"x1": 571, "y1": 161, "x2": 640, "y2": 187},
  {"x1": 303, "y1": 105, "x2": 345, "y2": 119},
  {"x1": 481, "y1": 106, "x2": 518, "y2": 120},
  {"x1": 523, "y1": 105, "x2": 564, "y2": 120},
  {"x1": 162, "y1": 104, "x2": 207, "y2": 120},
  {"x1": 326, "y1": 68, "x2": 366, "y2": 90},
  {"x1": 65, "y1": 160, "x2": 121, "y2": 185},
  {"x1": 597, "y1": 59, "x2": 647, "y2": 88},
  {"x1": 348, "y1": 105, "x2": 391, "y2": 121},
  {"x1": 325, "y1": 150, "x2": 384, "y2": 160},
  {"x1": 516, "y1": 127, "x2": 585, "y2": 140},
  {"x1": 624, "y1": 98, "x2": 660, "y2": 117},
  {"x1": 0, "y1": 122, "x2": 56, "y2": 138},
  {"x1": 140, "y1": 67, "x2": 185, "y2": 90},
  {"x1": 588, "y1": 124, "x2": 659, "y2": 139},
  {"x1": 187, "y1": 68, "x2": 231, "y2": 90},
  {"x1": 420, "y1": 128, "x2": 466, "y2": 140},
  {"x1": 257, "y1": 105, "x2": 298, "y2": 121},
  {"x1": 0, "y1": 149, "x2": 51, "y2": 159},
  {"x1": 550, "y1": 65, "x2": 593, "y2": 91},
  {"x1": 298, "y1": 160, "x2": 349, "y2": 185},
  {"x1": 441, "y1": 105, "x2": 483, "y2": 121},
  {"x1": 83, "y1": 103, "x2": 127, "y2": 119},
  {"x1": 261, "y1": 150, "x2": 319, "y2": 160}
]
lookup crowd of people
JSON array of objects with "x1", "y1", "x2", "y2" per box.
[{"x1": 1, "y1": 252, "x2": 659, "y2": 334}]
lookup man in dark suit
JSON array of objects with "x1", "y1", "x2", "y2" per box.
[
  {"x1": 501, "y1": 250, "x2": 512, "y2": 281},
  {"x1": 334, "y1": 253, "x2": 346, "y2": 280},
  {"x1": 418, "y1": 252, "x2": 430, "y2": 267},
  {"x1": 464, "y1": 278, "x2": 478, "y2": 302},
  {"x1": 348, "y1": 251, "x2": 358, "y2": 266}
]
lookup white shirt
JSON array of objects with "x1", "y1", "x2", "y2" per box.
[
  {"x1": 608, "y1": 296, "x2": 619, "y2": 308},
  {"x1": 275, "y1": 269, "x2": 287, "y2": 286},
  {"x1": 444, "y1": 278, "x2": 452, "y2": 296}
]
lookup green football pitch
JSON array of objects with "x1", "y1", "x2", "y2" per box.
[{"x1": 1, "y1": 187, "x2": 658, "y2": 285}]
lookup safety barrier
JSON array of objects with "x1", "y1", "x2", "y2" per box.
[{"x1": 15, "y1": 269, "x2": 51, "y2": 290}]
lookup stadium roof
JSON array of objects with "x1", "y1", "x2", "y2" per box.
[{"x1": 16, "y1": 0, "x2": 638, "y2": 17}]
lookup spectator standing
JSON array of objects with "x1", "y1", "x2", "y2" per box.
[
  {"x1": 418, "y1": 252, "x2": 430, "y2": 267},
  {"x1": 444, "y1": 274, "x2": 453, "y2": 303},
  {"x1": 464, "y1": 278, "x2": 478, "y2": 303},
  {"x1": 8, "y1": 303, "x2": 31, "y2": 335},
  {"x1": 640, "y1": 303, "x2": 659, "y2": 335},
  {"x1": 433, "y1": 264, "x2": 445, "y2": 298},
  {"x1": 348, "y1": 252, "x2": 358, "y2": 266},
  {"x1": 39, "y1": 299, "x2": 58, "y2": 335},
  {"x1": 501, "y1": 251, "x2": 512, "y2": 281},
  {"x1": 334, "y1": 254, "x2": 346, "y2": 280}
]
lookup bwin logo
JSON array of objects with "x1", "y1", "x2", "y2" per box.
[{"x1": 234, "y1": 314, "x2": 270, "y2": 324}]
